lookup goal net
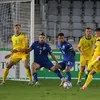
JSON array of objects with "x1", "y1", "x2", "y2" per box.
[{"x1": 0, "y1": 0, "x2": 34, "y2": 81}]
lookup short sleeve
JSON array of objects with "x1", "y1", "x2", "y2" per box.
[
  {"x1": 47, "y1": 44, "x2": 52, "y2": 54},
  {"x1": 67, "y1": 43, "x2": 73, "y2": 50},
  {"x1": 78, "y1": 38, "x2": 83, "y2": 47},
  {"x1": 30, "y1": 42, "x2": 35, "y2": 50}
]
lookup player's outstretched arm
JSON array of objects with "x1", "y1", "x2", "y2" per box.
[
  {"x1": 5, "y1": 49, "x2": 18, "y2": 59},
  {"x1": 18, "y1": 48, "x2": 32, "y2": 53},
  {"x1": 50, "y1": 53, "x2": 58, "y2": 64},
  {"x1": 5, "y1": 54, "x2": 11, "y2": 59}
]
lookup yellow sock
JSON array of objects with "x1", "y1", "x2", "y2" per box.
[
  {"x1": 25, "y1": 68, "x2": 32, "y2": 81},
  {"x1": 78, "y1": 71, "x2": 83, "y2": 82},
  {"x1": 2, "y1": 67, "x2": 9, "y2": 82},
  {"x1": 84, "y1": 74, "x2": 93, "y2": 86}
]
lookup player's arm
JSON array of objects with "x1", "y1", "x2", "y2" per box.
[
  {"x1": 24, "y1": 48, "x2": 32, "y2": 53},
  {"x1": 50, "y1": 53, "x2": 58, "y2": 64},
  {"x1": 70, "y1": 48, "x2": 76, "y2": 56},
  {"x1": 5, "y1": 49, "x2": 18, "y2": 59},
  {"x1": 48, "y1": 44, "x2": 58, "y2": 64},
  {"x1": 77, "y1": 46, "x2": 84, "y2": 55},
  {"x1": 77, "y1": 39, "x2": 84, "y2": 55},
  {"x1": 67, "y1": 43, "x2": 76, "y2": 56},
  {"x1": 23, "y1": 42, "x2": 35, "y2": 53}
]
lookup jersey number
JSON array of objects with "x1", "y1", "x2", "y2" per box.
[{"x1": 39, "y1": 50, "x2": 42, "y2": 54}]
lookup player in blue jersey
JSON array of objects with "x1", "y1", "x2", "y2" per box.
[
  {"x1": 57, "y1": 33, "x2": 76, "y2": 86},
  {"x1": 26, "y1": 33, "x2": 65, "y2": 85}
]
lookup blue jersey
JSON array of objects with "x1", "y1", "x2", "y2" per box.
[
  {"x1": 58, "y1": 41, "x2": 75, "y2": 62},
  {"x1": 30, "y1": 41, "x2": 52, "y2": 62}
]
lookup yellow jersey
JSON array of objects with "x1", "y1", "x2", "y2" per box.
[
  {"x1": 11, "y1": 32, "x2": 29, "y2": 50},
  {"x1": 94, "y1": 37, "x2": 100, "y2": 55},
  {"x1": 78, "y1": 35, "x2": 96, "y2": 57}
]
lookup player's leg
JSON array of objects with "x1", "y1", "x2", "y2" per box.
[
  {"x1": 81, "y1": 59, "x2": 100, "y2": 90},
  {"x1": 23, "y1": 60, "x2": 33, "y2": 85},
  {"x1": 46, "y1": 61, "x2": 65, "y2": 86},
  {"x1": 85, "y1": 60, "x2": 92, "y2": 81},
  {"x1": 58, "y1": 61, "x2": 67, "y2": 86},
  {"x1": 0, "y1": 61, "x2": 15, "y2": 85},
  {"x1": 31, "y1": 62, "x2": 41, "y2": 85},
  {"x1": 65, "y1": 66, "x2": 72, "y2": 82},
  {"x1": 21, "y1": 54, "x2": 33, "y2": 85},
  {"x1": 77, "y1": 57, "x2": 86, "y2": 85},
  {"x1": 65, "y1": 61, "x2": 75, "y2": 87},
  {"x1": 81, "y1": 70, "x2": 96, "y2": 90},
  {"x1": 1, "y1": 54, "x2": 20, "y2": 85}
]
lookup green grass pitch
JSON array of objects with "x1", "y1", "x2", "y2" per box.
[{"x1": 0, "y1": 80, "x2": 100, "y2": 100}]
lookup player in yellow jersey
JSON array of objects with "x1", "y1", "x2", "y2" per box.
[
  {"x1": 77, "y1": 27, "x2": 96, "y2": 85},
  {"x1": 81, "y1": 28, "x2": 100, "y2": 90},
  {"x1": 0, "y1": 24, "x2": 33, "y2": 85}
]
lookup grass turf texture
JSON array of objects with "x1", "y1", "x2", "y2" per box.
[{"x1": 0, "y1": 80, "x2": 100, "y2": 100}]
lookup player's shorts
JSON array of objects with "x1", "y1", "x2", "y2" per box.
[
  {"x1": 80, "y1": 55, "x2": 92, "y2": 67},
  {"x1": 35, "y1": 60, "x2": 54, "y2": 69},
  {"x1": 88, "y1": 54, "x2": 100, "y2": 73},
  {"x1": 59, "y1": 60, "x2": 75, "y2": 70},
  {"x1": 10, "y1": 52, "x2": 29, "y2": 64}
]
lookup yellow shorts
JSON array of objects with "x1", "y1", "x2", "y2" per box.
[
  {"x1": 88, "y1": 54, "x2": 100, "y2": 73},
  {"x1": 80, "y1": 56, "x2": 92, "y2": 67},
  {"x1": 10, "y1": 52, "x2": 29, "y2": 64}
]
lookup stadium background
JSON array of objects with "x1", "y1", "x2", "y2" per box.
[{"x1": 0, "y1": 0, "x2": 100, "y2": 80}]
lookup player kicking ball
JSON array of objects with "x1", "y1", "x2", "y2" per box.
[
  {"x1": 81, "y1": 28, "x2": 100, "y2": 90},
  {"x1": 57, "y1": 33, "x2": 75, "y2": 87},
  {"x1": 25, "y1": 33, "x2": 65, "y2": 86}
]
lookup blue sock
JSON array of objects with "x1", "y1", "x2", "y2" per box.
[
  {"x1": 66, "y1": 72, "x2": 71, "y2": 82},
  {"x1": 54, "y1": 69, "x2": 63, "y2": 79},
  {"x1": 33, "y1": 73, "x2": 38, "y2": 82}
]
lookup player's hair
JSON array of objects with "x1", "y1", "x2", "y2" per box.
[
  {"x1": 14, "y1": 24, "x2": 21, "y2": 27},
  {"x1": 85, "y1": 27, "x2": 91, "y2": 30},
  {"x1": 39, "y1": 32, "x2": 45, "y2": 36},
  {"x1": 95, "y1": 28, "x2": 100, "y2": 32},
  {"x1": 57, "y1": 33, "x2": 64, "y2": 38}
]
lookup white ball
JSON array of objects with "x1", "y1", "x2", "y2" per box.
[{"x1": 63, "y1": 82, "x2": 72, "y2": 89}]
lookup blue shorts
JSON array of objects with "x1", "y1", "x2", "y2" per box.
[
  {"x1": 35, "y1": 60, "x2": 54, "y2": 69},
  {"x1": 59, "y1": 61, "x2": 75, "y2": 69}
]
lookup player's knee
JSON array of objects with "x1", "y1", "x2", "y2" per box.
[
  {"x1": 81, "y1": 66, "x2": 85, "y2": 72},
  {"x1": 89, "y1": 70, "x2": 96, "y2": 75},
  {"x1": 7, "y1": 62, "x2": 14, "y2": 69},
  {"x1": 31, "y1": 62, "x2": 40, "y2": 70},
  {"x1": 66, "y1": 67, "x2": 71, "y2": 72},
  {"x1": 50, "y1": 66, "x2": 56, "y2": 71}
]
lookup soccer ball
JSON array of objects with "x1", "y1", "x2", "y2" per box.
[{"x1": 63, "y1": 82, "x2": 72, "y2": 89}]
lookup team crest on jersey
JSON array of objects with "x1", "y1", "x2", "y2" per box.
[
  {"x1": 43, "y1": 47, "x2": 46, "y2": 50},
  {"x1": 62, "y1": 45, "x2": 65, "y2": 49}
]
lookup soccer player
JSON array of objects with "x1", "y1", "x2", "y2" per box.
[
  {"x1": 81, "y1": 28, "x2": 100, "y2": 90},
  {"x1": 0, "y1": 24, "x2": 32, "y2": 85},
  {"x1": 77, "y1": 27, "x2": 96, "y2": 85},
  {"x1": 26, "y1": 33, "x2": 65, "y2": 85},
  {"x1": 57, "y1": 33, "x2": 75, "y2": 86}
]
